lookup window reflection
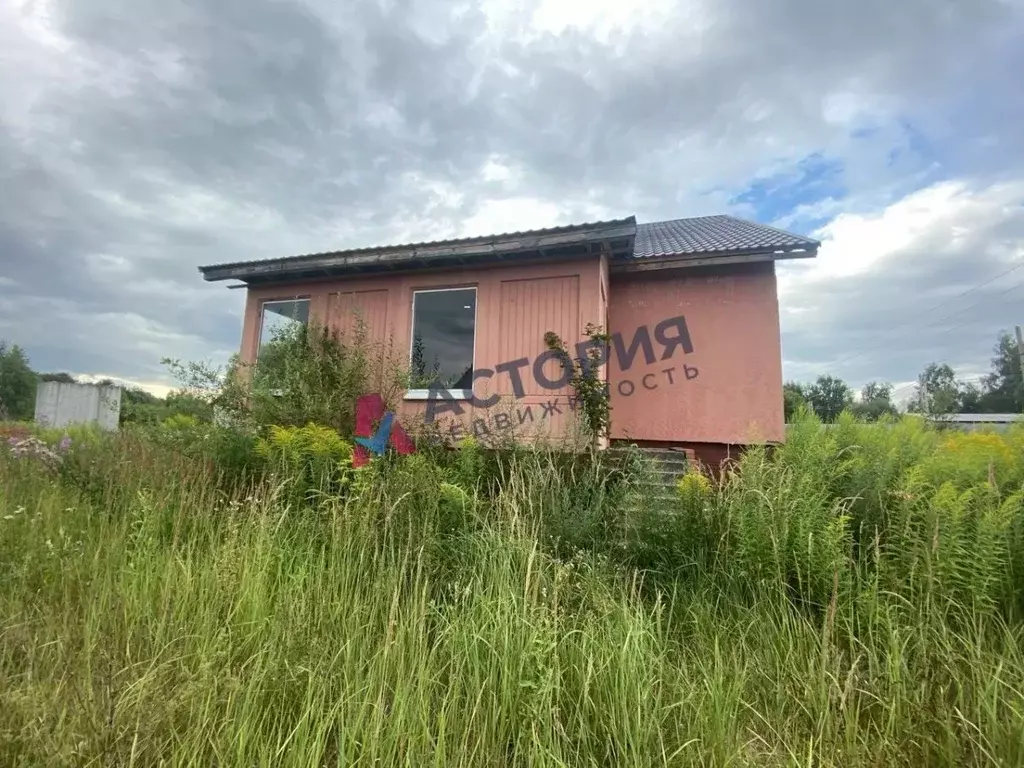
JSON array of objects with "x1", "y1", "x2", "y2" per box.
[
  {"x1": 410, "y1": 288, "x2": 476, "y2": 390},
  {"x1": 258, "y1": 299, "x2": 309, "y2": 359}
]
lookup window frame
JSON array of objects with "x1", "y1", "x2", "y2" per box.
[
  {"x1": 256, "y1": 297, "x2": 311, "y2": 362},
  {"x1": 405, "y1": 286, "x2": 478, "y2": 402}
]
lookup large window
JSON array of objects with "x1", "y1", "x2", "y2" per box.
[
  {"x1": 258, "y1": 298, "x2": 309, "y2": 360},
  {"x1": 408, "y1": 287, "x2": 476, "y2": 396}
]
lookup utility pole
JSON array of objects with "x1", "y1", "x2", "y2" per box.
[{"x1": 1016, "y1": 326, "x2": 1024, "y2": 393}]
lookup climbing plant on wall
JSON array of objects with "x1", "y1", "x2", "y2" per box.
[{"x1": 544, "y1": 323, "x2": 611, "y2": 439}]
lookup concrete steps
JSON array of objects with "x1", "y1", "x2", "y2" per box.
[{"x1": 606, "y1": 445, "x2": 694, "y2": 507}]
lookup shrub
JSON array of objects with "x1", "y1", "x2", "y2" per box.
[
  {"x1": 543, "y1": 323, "x2": 611, "y2": 441},
  {"x1": 162, "y1": 413, "x2": 201, "y2": 431},
  {"x1": 255, "y1": 423, "x2": 354, "y2": 504},
  {"x1": 132, "y1": 419, "x2": 264, "y2": 491},
  {"x1": 920, "y1": 429, "x2": 1022, "y2": 491},
  {"x1": 165, "y1": 318, "x2": 412, "y2": 439}
]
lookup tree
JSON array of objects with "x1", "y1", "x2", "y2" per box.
[
  {"x1": 783, "y1": 381, "x2": 809, "y2": 422},
  {"x1": 39, "y1": 372, "x2": 77, "y2": 384},
  {"x1": 804, "y1": 375, "x2": 853, "y2": 422},
  {"x1": 909, "y1": 363, "x2": 961, "y2": 416},
  {"x1": 850, "y1": 380, "x2": 898, "y2": 421},
  {"x1": 165, "y1": 390, "x2": 214, "y2": 422},
  {"x1": 117, "y1": 386, "x2": 178, "y2": 425},
  {"x1": 123, "y1": 386, "x2": 161, "y2": 407},
  {"x1": 0, "y1": 341, "x2": 38, "y2": 421},
  {"x1": 979, "y1": 331, "x2": 1023, "y2": 412},
  {"x1": 958, "y1": 381, "x2": 985, "y2": 413}
]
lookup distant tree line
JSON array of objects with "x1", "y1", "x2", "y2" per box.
[
  {"x1": 0, "y1": 340, "x2": 210, "y2": 424},
  {"x1": 5, "y1": 329, "x2": 1022, "y2": 427},
  {"x1": 785, "y1": 330, "x2": 1024, "y2": 422}
]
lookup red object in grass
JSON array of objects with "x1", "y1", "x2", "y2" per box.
[
  {"x1": 0, "y1": 424, "x2": 32, "y2": 443},
  {"x1": 352, "y1": 394, "x2": 415, "y2": 467}
]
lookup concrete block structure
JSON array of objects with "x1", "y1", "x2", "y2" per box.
[{"x1": 34, "y1": 381, "x2": 122, "y2": 431}]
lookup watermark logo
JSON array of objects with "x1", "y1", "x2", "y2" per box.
[
  {"x1": 354, "y1": 411, "x2": 395, "y2": 456},
  {"x1": 353, "y1": 313, "x2": 698, "y2": 458},
  {"x1": 424, "y1": 313, "x2": 696, "y2": 423},
  {"x1": 352, "y1": 393, "x2": 415, "y2": 467}
]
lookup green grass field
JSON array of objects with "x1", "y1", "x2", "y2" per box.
[{"x1": 2, "y1": 415, "x2": 1024, "y2": 766}]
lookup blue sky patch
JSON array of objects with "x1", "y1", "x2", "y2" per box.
[{"x1": 730, "y1": 153, "x2": 847, "y2": 229}]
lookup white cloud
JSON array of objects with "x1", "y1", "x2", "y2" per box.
[
  {"x1": 74, "y1": 373, "x2": 175, "y2": 398},
  {"x1": 481, "y1": 156, "x2": 518, "y2": 183},
  {"x1": 784, "y1": 179, "x2": 1024, "y2": 288},
  {"x1": 460, "y1": 197, "x2": 564, "y2": 236},
  {"x1": 777, "y1": 178, "x2": 1024, "y2": 387},
  {"x1": 526, "y1": 0, "x2": 695, "y2": 42}
]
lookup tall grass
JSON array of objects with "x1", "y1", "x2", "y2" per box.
[{"x1": 1, "y1": 414, "x2": 1023, "y2": 766}]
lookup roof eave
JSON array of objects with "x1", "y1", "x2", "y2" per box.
[
  {"x1": 612, "y1": 243, "x2": 819, "y2": 273},
  {"x1": 199, "y1": 220, "x2": 637, "y2": 284}
]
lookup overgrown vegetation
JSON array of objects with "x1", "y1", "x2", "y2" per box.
[
  {"x1": 0, "y1": 338, "x2": 214, "y2": 425},
  {"x1": 3, "y1": 322, "x2": 1024, "y2": 764},
  {"x1": 0, "y1": 341, "x2": 36, "y2": 421},
  {"x1": 2, "y1": 408, "x2": 1024, "y2": 765},
  {"x1": 163, "y1": 316, "x2": 412, "y2": 436},
  {"x1": 544, "y1": 323, "x2": 612, "y2": 439}
]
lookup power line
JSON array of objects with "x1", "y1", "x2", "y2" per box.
[
  {"x1": 826, "y1": 274, "x2": 1024, "y2": 372},
  {"x1": 883, "y1": 309, "x2": 1017, "y2": 399},
  {"x1": 918, "y1": 259, "x2": 1024, "y2": 316}
]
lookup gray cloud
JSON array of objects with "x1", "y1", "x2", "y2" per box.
[{"x1": 1, "y1": 0, "x2": 1022, "y2": 394}]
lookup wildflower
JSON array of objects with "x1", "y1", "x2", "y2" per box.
[
  {"x1": 59, "y1": 435, "x2": 72, "y2": 451},
  {"x1": 677, "y1": 469, "x2": 712, "y2": 499},
  {"x1": 5, "y1": 436, "x2": 64, "y2": 468}
]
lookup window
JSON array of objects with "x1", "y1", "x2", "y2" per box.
[
  {"x1": 257, "y1": 299, "x2": 309, "y2": 360},
  {"x1": 408, "y1": 288, "x2": 476, "y2": 398}
]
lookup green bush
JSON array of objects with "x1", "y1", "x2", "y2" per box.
[
  {"x1": 131, "y1": 419, "x2": 264, "y2": 491},
  {"x1": 166, "y1": 319, "x2": 412, "y2": 439},
  {"x1": 255, "y1": 423, "x2": 354, "y2": 505}
]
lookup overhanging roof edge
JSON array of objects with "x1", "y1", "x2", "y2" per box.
[{"x1": 199, "y1": 217, "x2": 637, "y2": 283}]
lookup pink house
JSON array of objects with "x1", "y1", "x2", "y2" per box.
[{"x1": 199, "y1": 215, "x2": 818, "y2": 465}]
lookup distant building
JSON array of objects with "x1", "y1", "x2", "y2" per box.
[{"x1": 927, "y1": 413, "x2": 1022, "y2": 432}]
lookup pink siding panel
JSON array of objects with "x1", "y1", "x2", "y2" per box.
[
  {"x1": 236, "y1": 258, "x2": 784, "y2": 447},
  {"x1": 607, "y1": 262, "x2": 785, "y2": 445},
  {"x1": 326, "y1": 289, "x2": 391, "y2": 347},
  {"x1": 497, "y1": 276, "x2": 579, "y2": 397},
  {"x1": 239, "y1": 259, "x2": 604, "y2": 446}
]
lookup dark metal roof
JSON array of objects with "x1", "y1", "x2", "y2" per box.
[
  {"x1": 633, "y1": 215, "x2": 819, "y2": 259},
  {"x1": 199, "y1": 217, "x2": 637, "y2": 284},
  {"x1": 198, "y1": 213, "x2": 819, "y2": 286}
]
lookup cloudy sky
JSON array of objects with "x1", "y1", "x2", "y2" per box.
[{"x1": 1, "y1": 0, "x2": 1022, "y2": 401}]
